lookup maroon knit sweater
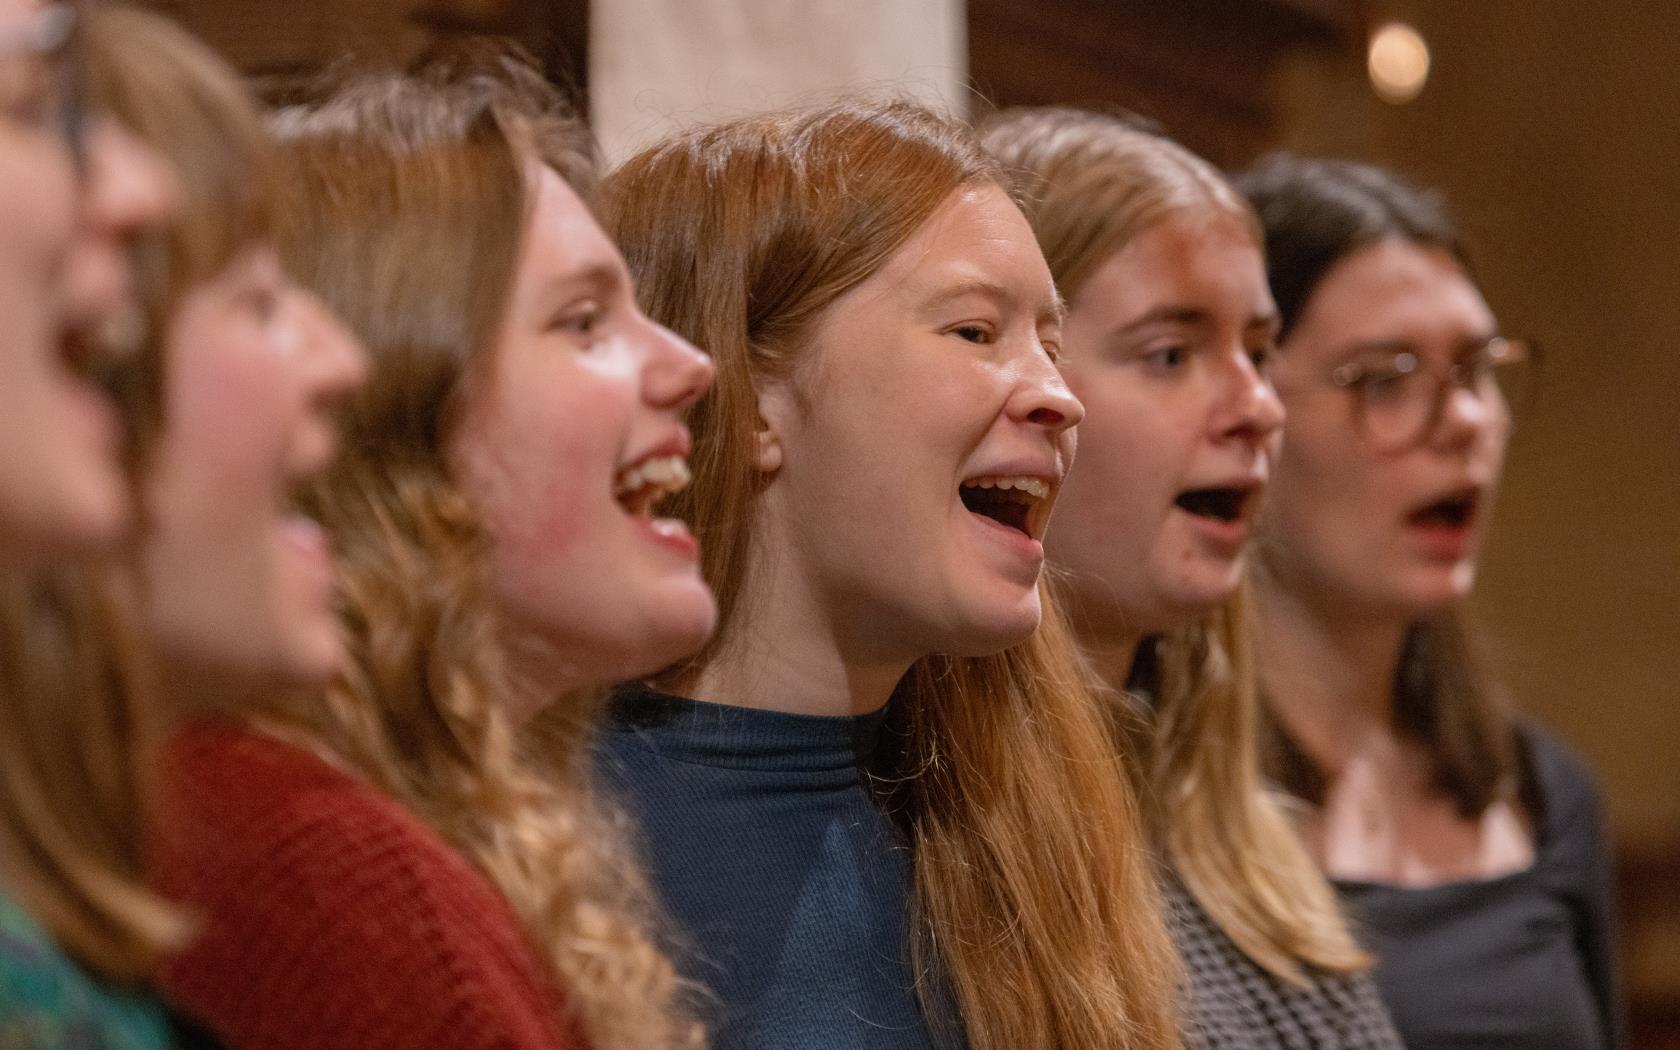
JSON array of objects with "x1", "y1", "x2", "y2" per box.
[{"x1": 154, "y1": 723, "x2": 580, "y2": 1050}]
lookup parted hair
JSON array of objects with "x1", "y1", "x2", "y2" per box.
[
  {"x1": 602, "y1": 97, "x2": 1183, "y2": 1050},
  {"x1": 0, "y1": 3, "x2": 280, "y2": 982},
  {"x1": 265, "y1": 53, "x2": 697, "y2": 1050},
  {"x1": 1234, "y1": 153, "x2": 1517, "y2": 820},
  {"x1": 978, "y1": 106, "x2": 1369, "y2": 985}
]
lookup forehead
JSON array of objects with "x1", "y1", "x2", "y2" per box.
[
  {"x1": 872, "y1": 182, "x2": 1057, "y2": 308},
  {"x1": 1292, "y1": 239, "x2": 1495, "y2": 355},
  {"x1": 519, "y1": 163, "x2": 624, "y2": 281},
  {"x1": 1079, "y1": 210, "x2": 1268, "y2": 310}
]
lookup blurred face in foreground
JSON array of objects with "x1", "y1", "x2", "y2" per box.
[
  {"x1": 138, "y1": 246, "x2": 366, "y2": 690},
  {"x1": 0, "y1": 0, "x2": 175, "y2": 561}
]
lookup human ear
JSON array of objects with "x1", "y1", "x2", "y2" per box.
[{"x1": 753, "y1": 383, "x2": 792, "y2": 475}]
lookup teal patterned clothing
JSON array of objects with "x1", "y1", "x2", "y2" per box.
[{"x1": 0, "y1": 890, "x2": 172, "y2": 1049}]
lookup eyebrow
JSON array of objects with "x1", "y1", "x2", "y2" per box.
[
  {"x1": 920, "y1": 277, "x2": 1066, "y2": 326},
  {"x1": 540, "y1": 261, "x2": 623, "y2": 300},
  {"x1": 1111, "y1": 304, "x2": 1280, "y2": 337}
]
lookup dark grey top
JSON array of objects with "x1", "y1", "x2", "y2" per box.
[
  {"x1": 1335, "y1": 722, "x2": 1624, "y2": 1050},
  {"x1": 1165, "y1": 878, "x2": 1406, "y2": 1050},
  {"x1": 595, "y1": 684, "x2": 950, "y2": 1050}
]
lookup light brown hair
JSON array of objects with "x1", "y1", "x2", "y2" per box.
[
  {"x1": 0, "y1": 4, "x2": 281, "y2": 982},
  {"x1": 979, "y1": 105, "x2": 1368, "y2": 984},
  {"x1": 267, "y1": 54, "x2": 695, "y2": 1050},
  {"x1": 602, "y1": 98, "x2": 1183, "y2": 1050}
]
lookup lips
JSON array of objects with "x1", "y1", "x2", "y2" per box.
[
  {"x1": 1406, "y1": 487, "x2": 1480, "y2": 530},
  {"x1": 957, "y1": 461, "x2": 1062, "y2": 544}
]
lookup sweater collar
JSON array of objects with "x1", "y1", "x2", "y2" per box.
[{"x1": 605, "y1": 682, "x2": 890, "y2": 774}]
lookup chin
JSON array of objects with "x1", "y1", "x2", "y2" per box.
[
  {"x1": 50, "y1": 478, "x2": 131, "y2": 557},
  {"x1": 275, "y1": 620, "x2": 348, "y2": 687},
  {"x1": 943, "y1": 588, "x2": 1044, "y2": 657},
  {"x1": 1391, "y1": 561, "x2": 1479, "y2": 617},
  {"x1": 608, "y1": 581, "x2": 719, "y2": 681}
]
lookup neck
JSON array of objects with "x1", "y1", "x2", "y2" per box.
[
  {"x1": 687, "y1": 553, "x2": 912, "y2": 717},
  {"x1": 1255, "y1": 579, "x2": 1408, "y2": 777},
  {"x1": 1072, "y1": 616, "x2": 1141, "y2": 697},
  {"x1": 689, "y1": 623, "x2": 908, "y2": 719},
  {"x1": 500, "y1": 626, "x2": 583, "y2": 729}
]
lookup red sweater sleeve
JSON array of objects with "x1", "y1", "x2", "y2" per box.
[{"x1": 155, "y1": 725, "x2": 580, "y2": 1050}]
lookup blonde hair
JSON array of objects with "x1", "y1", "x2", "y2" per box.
[
  {"x1": 980, "y1": 106, "x2": 1368, "y2": 984},
  {"x1": 266, "y1": 55, "x2": 696, "y2": 1050},
  {"x1": 0, "y1": 4, "x2": 284, "y2": 982},
  {"x1": 603, "y1": 98, "x2": 1183, "y2": 1050}
]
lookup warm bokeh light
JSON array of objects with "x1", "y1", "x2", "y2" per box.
[{"x1": 1368, "y1": 22, "x2": 1430, "y2": 104}]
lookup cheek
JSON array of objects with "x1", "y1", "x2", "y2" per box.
[{"x1": 474, "y1": 392, "x2": 629, "y2": 568}]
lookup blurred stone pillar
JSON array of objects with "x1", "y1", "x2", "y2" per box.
[{"x1": 590, "y1": 0, "x2": 966, "y2": 164}]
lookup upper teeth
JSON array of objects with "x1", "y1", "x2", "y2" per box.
[
  {"x1": 614, "y1": 455, "x2": 692, "y2": 499},
  {"x1": 963, "y1": 476, "x2": 1051, "y2": 500}
]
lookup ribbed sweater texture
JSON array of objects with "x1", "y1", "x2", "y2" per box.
[{"x1": 154, "y1": 723, "x2": 579, "y2": 1050}]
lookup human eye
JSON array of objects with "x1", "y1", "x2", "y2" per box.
[
  {"x1": 2, "y1": 64, "x2": 58, "y2": 132},
  {"x1": 1357, "y1": 367, "x2": 1414, "y2": 404},
  {"x1": 1247, "y1": 340, "x2": 1277, "y2": 375},
  {"x1": 948, "y1": 321, "x2": 995, "y2": 345},
  {"x1": 1139, "y1": 343, "x2": 1190, "y2": 374},
  {"x1": 549, "y1": 299, "x2": 606, "y2": 341}
]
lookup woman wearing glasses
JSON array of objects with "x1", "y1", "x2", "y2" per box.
[
  {"x1": 1238, "y1": 156, "x2": 1621, "y2": 1050},
  {"x1": 0, "y1": 0, "x2": 174, "y2": 563}
]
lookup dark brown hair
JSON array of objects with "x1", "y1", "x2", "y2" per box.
[{"x1": 1235, "y1": 154, "x2": 1517, "y2": 817}]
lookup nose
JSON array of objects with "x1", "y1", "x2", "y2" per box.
[
  {"x1": 295, "y1": 290, "x2": 369, "y2": 400},
  {"x1": 81, "y1": 119, "x2": 178, "y2": 241},
  {"x1": 1007, "y1": 347, "x2": 1084, "y2": 436},
  {"x1": 640, "y1": 315, "x2": 713, "y2": 412},
  {"x1": 1430, "y1": 379, "x2": 1502, "y2": 451},
  {"x1": 1214, "y1": 350, "x2": 1285, "y2": 447}
]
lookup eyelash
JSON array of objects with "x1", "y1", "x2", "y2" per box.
[
  {"x1": 1141, "y1": 345, "x2": 1190, "y2": 371},
  {"x1": 551, "y1": 303, "x2": 605, "y2": 338},
  {"x1": 951, "y1": 323, "x2": 993, "y2": 345}
]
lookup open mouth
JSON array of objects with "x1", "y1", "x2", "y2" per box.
[
  {"x1": 1408, "y1": 490, "x2": 1478, "y2": 529},
  {"x1": 1174, "y1": 487, "x2": 1252, "y2": 524},
  {"x1": 613, "y1": 455, "x2": 691, "y2": 518},
  {"x1": 959, "y1": 475, "x2": 1051, "y2": 539}
]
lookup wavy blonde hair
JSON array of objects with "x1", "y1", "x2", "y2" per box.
[
  {"x1": 602, "y1": 98, "x2": 1183, "y2": 1050},
  {"x1": 978, "y1": 106, "x2": 1368, "y2": 984},
  {"x1": 0, "y1": 4, "x2": 285, "y2": 982},
  {"x1": 264, "y1": 54, "x2": 696, "y2": 1050}
]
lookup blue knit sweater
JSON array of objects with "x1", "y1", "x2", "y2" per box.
[{"x1": 596, "y1": 684, "x2": 952, "y2": 1050}]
